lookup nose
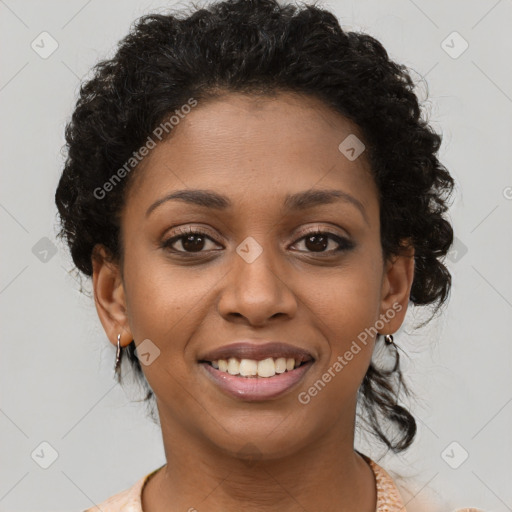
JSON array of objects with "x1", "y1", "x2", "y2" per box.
[{"x1": 217, "y1": 244, "x2": 298, "y2": 326}]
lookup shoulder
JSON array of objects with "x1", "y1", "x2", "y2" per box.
[
  {"x1": 362, "y1": 455, "x2": 486, "y2": 512},
  {"x1": 81, "y1": 465, "x2": 164, "y2": 512},
  {"x1": 358, "y1": 452, "x2": 408, "y2": 511},
  {"x1": 367, "y1": 457, "x2": 408, "y2": 508}
]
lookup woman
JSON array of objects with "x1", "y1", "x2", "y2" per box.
[{"x1": 55, "y1": 0, "x2": 455, "y2": 510}]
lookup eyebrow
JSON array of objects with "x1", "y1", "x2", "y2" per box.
[{"x1": 145, "y1": 188, "x2": 368, "y2": 224}]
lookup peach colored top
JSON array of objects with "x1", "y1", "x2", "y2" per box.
[{"x1": 82, "y1": 456, "x2": 407, "y2": 512}]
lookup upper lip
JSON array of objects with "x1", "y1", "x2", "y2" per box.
[{"x1": 198, "y1": 340, "x2": 314, "y2": 363}]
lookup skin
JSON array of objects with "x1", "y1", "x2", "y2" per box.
[{"x1": 92, "y1": 91, "x2": 415, "y2": 512}]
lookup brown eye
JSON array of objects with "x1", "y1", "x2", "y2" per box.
[
  {"x1": 177, "y1": 233, "x2": 207, "y2": 252},
  {"x1": 162, "y1": 227, "x2": 220, "y2": 253},
  {"x1": 292, "y1": 230, "x2": 354, "y2": 254},
  {"x1": 303, "y1": 233, "x2": 330, "y2": 252}
]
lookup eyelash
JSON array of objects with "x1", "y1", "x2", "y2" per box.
[{"x1": 161, "y1": 226, "x2": 354, "y2": 256}]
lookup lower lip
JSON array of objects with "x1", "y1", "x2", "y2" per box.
[{"x1": 200, "y1": 361, "x2": 314, "y2": 402}]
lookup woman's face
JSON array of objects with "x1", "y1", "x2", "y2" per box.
[{"x1": 94, "y1": 92, "x2": 413, "y2": 460}]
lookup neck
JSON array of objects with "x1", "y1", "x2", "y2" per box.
[{"x1": 142, "y1": 411, "x2": 376, "y2": 512}]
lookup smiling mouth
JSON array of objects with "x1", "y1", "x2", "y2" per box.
[{"x1": 199, "y1": 356, "x2": 313, "y2": 378}]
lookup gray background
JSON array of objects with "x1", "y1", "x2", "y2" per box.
[{"x1": 1, "y1": 0, "x2": 511, "y2": 511}]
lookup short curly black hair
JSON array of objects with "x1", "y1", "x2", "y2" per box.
[{"x1": 55, "y1": 0, "x2": 454, "y2": 453}]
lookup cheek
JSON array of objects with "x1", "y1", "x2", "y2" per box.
[
  {"x1": 122, "y1": 246, "x2": 205, "y2": 349},
  {"x1": 305, "y1": 256, "x2": 383, "y2": 339},
  {"x1": 301, "y1": 252, "x2": 382, "y2": 385}
]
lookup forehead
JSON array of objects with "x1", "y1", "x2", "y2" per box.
[{"x1": 124, "y1": 91, "x2": 377, "y2": 216}]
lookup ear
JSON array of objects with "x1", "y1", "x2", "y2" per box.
[
  {"x1": 92, "y1": 244, "x2": 132, "y2": 348},
  {"x1": 378, "y1": 244, "x2": 415, "y2": 334}
]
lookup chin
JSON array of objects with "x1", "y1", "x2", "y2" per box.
[{"x1": 198, "y1": 412, "x2": 320, "y2": 462}]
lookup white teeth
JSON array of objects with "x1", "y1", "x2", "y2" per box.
[
  {"x1": 239, "y1": 359, "x2": 258, "y2": 376},
  {"x1": 257, "y1": 357, "x2": 276, "y2": 378},
  {"x1": 209, "y1": 357, "x2": 307, "y2": 377},
  {"x1": 227, "y1": 357, "x2": 239, "y2": 375},
  {"x1": 275, "y1": 357, "x2": 287, "y2": 374}
]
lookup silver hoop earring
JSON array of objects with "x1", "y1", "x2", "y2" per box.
[
  {"x1": 372, "y1": 333, "x2": 399, "y2": 373},
  {"x1": 384, "y1": 334, "x2": 395, "y2": 346},
  {"x1": 114, "y1": 333, "x2": 123, "y2": 378}
]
